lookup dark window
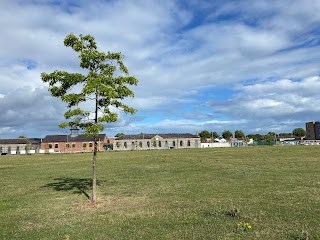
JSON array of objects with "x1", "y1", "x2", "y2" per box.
[
  {"x1": 147, "y1": 141, "x2": 150, "y2": 148},
  {"x1": 55, "y1": 144, "x2": 59, "y2": 148},
  {"x1": 173, "y1": 141, "x2": 175, "y2": 146},
  {"x1": 89, "y1": 142, "x2": 93, "y2": 147},
  {"x1": 139, "y1": 141, "x2": 143, "y2": 148},
  {"x1": 66, "y1": 143, "x2": 70, "y2": 148},
  {"x1": 187, "y1": 140, "x2": 191, "y2": 146},
  {"x1": 72, "y1": 143, "x2": 76, "y2": 148},
  {"x1": 159, "y1": 141, "x2": 162, "y2": 147},
  {"x1": 83, "y1": 143, "x2": 87, "y2": 147},
  {"x1": 124, "y1": 142, "x2": 127, "y2": 148},
  {"x1": 48, "y1": 144, "x2": 52, "y2": 149},
  {"x1": 180, "y1": 141, "x2": 183, "y2": 147}
]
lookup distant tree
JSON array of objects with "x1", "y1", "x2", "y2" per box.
[
  {"x1": 222, "y1": 130, "x2": 233, "y2": 140},
  {"x1": 199, "y1": 130, "x2": 211, "y2": 142},
  {"x1": 265, "y1": 132, "x2": 276, "y2": 145},
  {"x1": 247, "y1": 134, "x2": 264, "y2": 142},
  {"x1": 41, "y1": 33, "x2": 138, "y2": 204},
  {"x1": 243, "y1": 135, "x2": 250, "y2": 145},
  {"x1": 278, "y1": 132, "x2": 291, "y2": 136},
  {"x1": 211, "y1": 131, "x2": 220, "y2": 139},
  {"x1": 234, "y1": 130, "x2": 245, "y2": 139},
  {"x1": 292, "y1": 128, "x2": 306, "y2": 137},
  {"x1": 246, "y1": 134, "x2": 254, "y2": 139},
  {"x1": 254, "y1": 134, "x2": 264, "y2": 141},
  {"x1": 18, "y1": 136, "x2": 26, "y2": 138},
  {"x1": 115, "y1": 133, "x2": 125, "y2": 138}
]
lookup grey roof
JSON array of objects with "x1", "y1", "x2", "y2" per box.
[
  {"x1": 0, "y1": 138, "x2": 41, "y2": 145},
  {"x1": 117, "y1": 133, "x2": 199, "y2": 140},
  {"x1": 42, "y1": 134, "x2": 106, "y2": 143}
]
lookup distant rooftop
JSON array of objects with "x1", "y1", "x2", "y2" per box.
[{"x1": 117, "y1": 133, "x2": 199, "y2": 140}]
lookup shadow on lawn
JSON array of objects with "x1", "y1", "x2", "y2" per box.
[{"x1": 44, "y1": 177, "x2": 102, "y2": 200}]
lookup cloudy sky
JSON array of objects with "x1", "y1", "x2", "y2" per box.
[{"x1": 1, "y1": 0, "x2": 320, "y2": 138}]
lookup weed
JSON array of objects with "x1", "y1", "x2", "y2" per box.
[{"x1": 235, "y1": 222, "x2": 252, "y2": 233}]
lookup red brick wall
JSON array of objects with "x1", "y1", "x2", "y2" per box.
[{"x1": 41, "y1": 140, "x2": 106, "y2": 153}]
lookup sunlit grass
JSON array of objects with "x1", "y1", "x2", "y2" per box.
[{"x1": 0, "y1": 146, "x2": 319, "y2": 239}]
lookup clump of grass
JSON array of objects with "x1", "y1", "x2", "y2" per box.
[
  {"x1": 226, "y1": 207, "x2": 239, "y2": 218},
  {"x1": 295, "y1": 230, "x2": 309, "y2": 240}
]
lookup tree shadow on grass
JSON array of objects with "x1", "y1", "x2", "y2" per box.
[{"x1": 44, "y1": 177, "x2": 102, "y2": 200}]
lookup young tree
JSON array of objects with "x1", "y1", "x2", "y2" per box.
[{"x1": 41, "y1": 33, "x2": 138, "y2": 204}]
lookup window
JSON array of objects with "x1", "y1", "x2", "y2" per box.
[
  {"x1": 187, "y1": 140, "x2": 191, "y2": 146},
  {"x1": 147, "y1": 141, "x2": 150, "y2": 148},
  {"x1": 83, "y1": 142, "x2": 87, "y2": 148},
  {"x1": 48, "y1": 143, "x2": 52, "y2": 149},
  {"x1": 180, "y1": 140, "x2": 183, "y2": 147},
  {"x1": 139, "y1": 141, "x2": 143, "y2": 148},
  {"x1": 55, "y1": 143, "x2": 59, "y2": 148},
  {"x1": 124, "y1": 142, "x2": 127, "y2": 148},
  {"x1": 72, "y1": 143, "x2": 76, "y2": 148},
  {"x1": 66, "y1": 143, "x2": 70, "y2": 148},
  {"x1": 89, "y1": 142, "x2": 93, "y2": 147},
  {"x1": 158, "y1": 141, "x2": 162, "y2": 147},
  {"x1": 173, "y1": 141, "x2": 175, "y2": 146}
]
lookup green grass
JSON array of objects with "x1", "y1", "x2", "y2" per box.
[{"x1": 0, "y1": 146, "x2": 319, "y2": 239}]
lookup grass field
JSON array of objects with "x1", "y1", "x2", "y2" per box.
[{"x1": 0, "y1": 146, "x2": 319, "y2": 239}]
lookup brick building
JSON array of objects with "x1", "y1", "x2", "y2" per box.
[
  {"x1": 305, "y1": 121, "x2": 320, "y2": 140},
  {"x1": 40, "y1": 128, "x2": 108, "y2": 153}
]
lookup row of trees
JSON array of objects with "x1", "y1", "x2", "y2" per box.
[{"x1": 198, "y1": 128, "x2": 306, "y2": 143}]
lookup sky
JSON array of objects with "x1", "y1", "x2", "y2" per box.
[{"x1": 1, "y1": 0, "x2": 320, "y2": 138}]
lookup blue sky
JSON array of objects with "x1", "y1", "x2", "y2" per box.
[{"x1": 0, "y1": 0, "x2": 320, "y2": 138}]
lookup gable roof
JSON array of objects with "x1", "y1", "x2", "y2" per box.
[
  {"x1": 117, "y1": 133, "x2": 199, "y2": 140},
  {"x1": 42, "y1": 134, "x2": 107, "y2": 143},
  {"x1": 0, "y1": 138, "x2": 41, "y2": 145}
]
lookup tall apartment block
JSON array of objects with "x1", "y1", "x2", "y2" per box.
[{"x1": 305, "y1": 121, "x2": 320, "y2": 140}]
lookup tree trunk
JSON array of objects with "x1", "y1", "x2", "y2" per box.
[
  {"x1": 92, "y1": 89, "x2": 99, "y2": 204},
  {"x1": 92, "y1": 137, "x2": 97, "y2": 204}
]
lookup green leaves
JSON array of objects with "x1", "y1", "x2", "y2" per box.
[{"x1": 41, "y1": 33, "x2": 138, "y2": 138}]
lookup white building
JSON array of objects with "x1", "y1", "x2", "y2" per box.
[{"x1": 113, "y1": 133, "x2": 200, "y2": 151}]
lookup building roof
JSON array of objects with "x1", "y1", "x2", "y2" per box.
[
  {"x1": 0, "y1": 138, "x2": 41, "y2": 145},
  {"x1": 42, "y1": 134, "x2": 107, "y2": 143},
  {"x1": 117, "y1": 133, "x2": 199, "y2": 140}
]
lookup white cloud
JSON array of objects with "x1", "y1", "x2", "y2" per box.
[
  {"x1": 0, "y1": 0, "x2": 320, "y2": 138},
  {"x1": 207, "y1": 76, "x2": 320, "y2": 126}
]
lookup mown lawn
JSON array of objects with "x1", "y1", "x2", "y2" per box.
[{"x1": 0, "y1": 146, "x2": 319, "y2": 239}]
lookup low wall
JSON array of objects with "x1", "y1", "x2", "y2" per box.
[{"x1": 201, "y1": 143, "x2": 230, "y2": 148}]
